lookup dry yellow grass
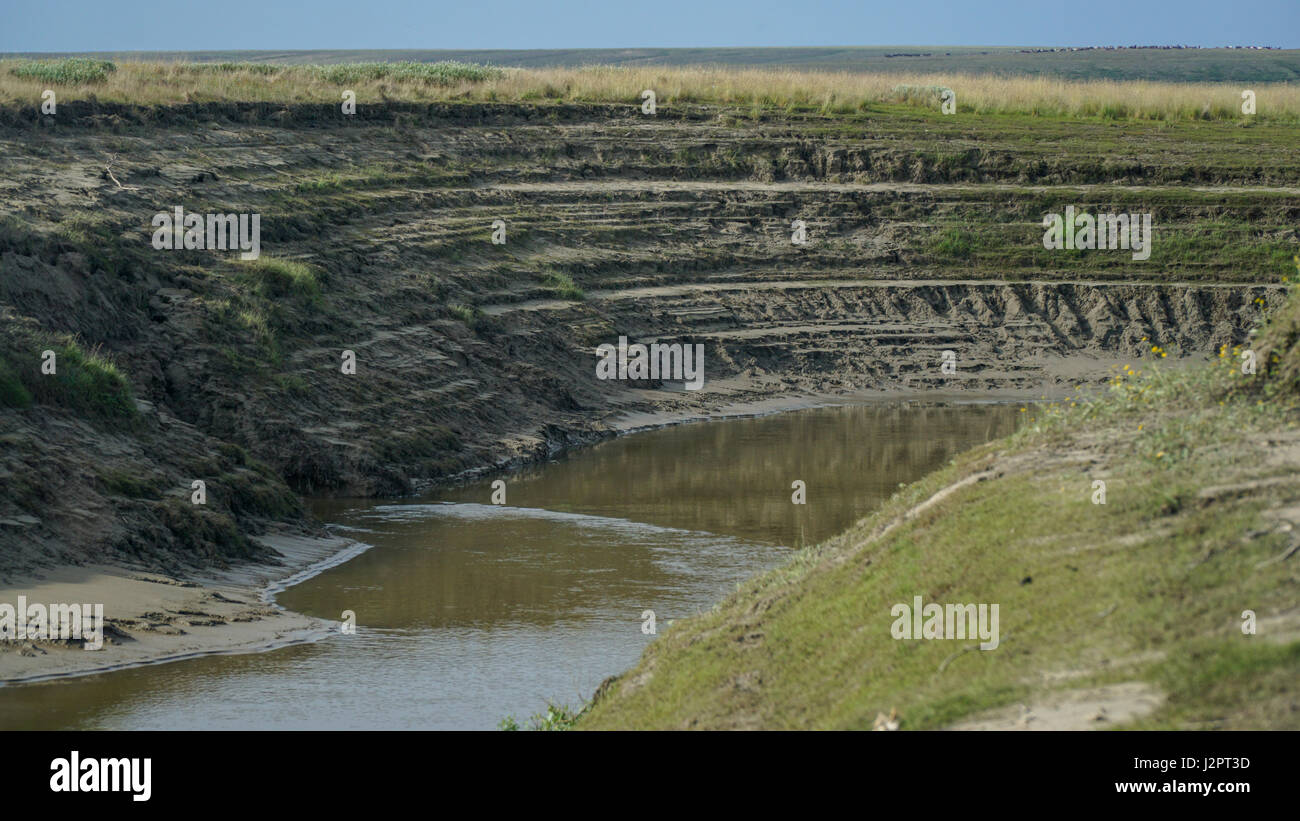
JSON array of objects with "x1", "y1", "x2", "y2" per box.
[{"x1": 2, "y1": 61, "x2": 1297, "y2": 122}]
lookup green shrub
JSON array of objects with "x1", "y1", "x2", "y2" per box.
[
  {"x1": 217, "y1": 442, "x2": 249, "y2": 466},
  {"x1": 274, "y1": 373, "x2": 310, "y2": 396},
  {"x1": 448, "y1": 303, "x2": 494, "y2": 333}
]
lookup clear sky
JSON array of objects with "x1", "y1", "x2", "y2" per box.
[{"x1": 1, "y1": 0, "x2": 1297, "y2": 52}]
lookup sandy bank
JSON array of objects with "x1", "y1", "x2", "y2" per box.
[{"x1": 0, "y1": 533, "x2": 365, "y2": 685}]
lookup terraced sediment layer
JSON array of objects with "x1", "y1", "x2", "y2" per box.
[{"x1": 0, "y1": 101, "x2": 1295, "y2": 574}]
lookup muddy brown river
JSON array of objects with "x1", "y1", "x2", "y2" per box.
[{"x1": 0, "y1": 401, "x2": 1018, "y2": 730}]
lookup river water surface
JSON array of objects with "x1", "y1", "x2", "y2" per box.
[{"x1": 1, "y1": 401, "x2": 1018, "y2": 730}]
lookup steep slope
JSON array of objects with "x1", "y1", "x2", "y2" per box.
[{"x1": 0, "y1": 101, "x2": 1294, "y2": 576}]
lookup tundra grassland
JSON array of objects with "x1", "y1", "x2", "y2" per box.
[{"x1": 3, "y1": 59, "x2": 1300, "y2": 122}]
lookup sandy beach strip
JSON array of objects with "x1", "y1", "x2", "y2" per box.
[{"x1": 0, "y1": 533, "x2": 366, "y2": 685}]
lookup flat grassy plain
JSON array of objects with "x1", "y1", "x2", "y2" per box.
[
  {"x1": 5, "y1": 46, "x2": 1300, "y2": 82},
  {"x1": 3, "y1": 58, "x2": 1300, "y2": 122}
]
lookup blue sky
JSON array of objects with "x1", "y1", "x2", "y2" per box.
[{"x1": 2, "y1": 0, "x2": 1297, "y2": 52}]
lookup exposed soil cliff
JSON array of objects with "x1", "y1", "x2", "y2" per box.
[{"x1": 0, "y1": 102, "x2": 1294, "y2": 576}]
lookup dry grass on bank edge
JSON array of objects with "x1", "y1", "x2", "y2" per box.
[{"x1": 2, "y1": 60, "x2": 1298, "y2": 122}]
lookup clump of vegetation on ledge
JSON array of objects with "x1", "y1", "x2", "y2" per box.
[{"x1": 0, "y1": 333, "x2": 137, "y2": 424}]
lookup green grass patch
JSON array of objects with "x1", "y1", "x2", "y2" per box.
[
  {"x1": 309, "y1": 61, "x2": 501, "y2": 85},
  {"x1": 448, "y1": 303, "x2": 485, "y2": 328},
  {"x1": 0, "y1": 355, "x2": 33, "y2": 409},
  {"x1": 96, "y1": 468, "x2": 163, "y2": 499},
  {"x1": 499, "y1": 701, "x2": 587, "y2": 731},
  {"x1": 8, "y1": 57, "x2": 117, "y2": 84},
  {"x1": 273, "y1": 373, "x2": 310, "y2": 396},
  {"x1": 374, "y1": 426, "x2": 461, "y2": 464},
  {"x1": 927, "y1": 226, "x2": 981, "y2": 259},
  {"x1": 541, "y1": 271, "x2": 585, "y2": 300},
  {"x1": 54, "y1": 213, "x2": 132, "y2": 277},
  {"x1": 188, "y1": 62, "x2": 282, "y2": 76},
  {"x1": 239, "y1": 257, "x2": 322, "y2": 302},
  {"x1": 22, "y1": 339, "x2": 137, "y2": 422}
]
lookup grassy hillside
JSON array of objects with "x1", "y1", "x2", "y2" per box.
[
  {"x1": 580, "y1": 265, "x2": 1300, "y2": 730},
  {"x1": 3, "y1": 47, "x2": 1299, "y2": 83}
]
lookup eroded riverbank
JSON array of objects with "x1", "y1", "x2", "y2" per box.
[{"x1": 2, "y1": 99, "x2": 1293, "y2": 577}]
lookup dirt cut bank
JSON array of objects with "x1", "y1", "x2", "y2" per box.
[{"x1": 1, "y1": 99, "x2": 1295, "y2": 580}]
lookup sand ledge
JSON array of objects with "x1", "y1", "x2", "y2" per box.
[{"x1": 0, "y1": 533, "x2": 366, "y2": 685}]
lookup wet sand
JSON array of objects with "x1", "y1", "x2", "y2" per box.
[{"x1": 0, "y1": 534, "x2": 361, "y2": 684}]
